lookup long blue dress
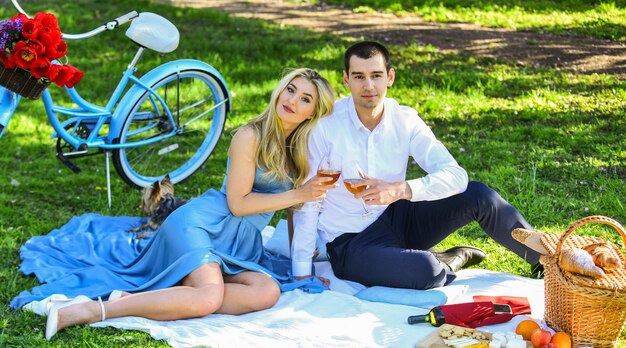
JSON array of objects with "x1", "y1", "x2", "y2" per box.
[{"x1": 11, "y1": 161, "x2": 321, "y2": 310}]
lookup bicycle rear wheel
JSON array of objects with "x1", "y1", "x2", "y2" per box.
[{"x1": 113, "y1": 69, "x2": 228, "y2": 188}]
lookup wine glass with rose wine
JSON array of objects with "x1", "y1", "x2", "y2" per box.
[
  {"x1": 315, "y1": 153, "x2": 342, "y2": 210},
  {"x1": 342, "y1": 160, "x2": 373, "y2": 217}
]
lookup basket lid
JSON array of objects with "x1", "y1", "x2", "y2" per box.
[{"x1": 540, "y1": 216, "x2": 626, "y2": 291}]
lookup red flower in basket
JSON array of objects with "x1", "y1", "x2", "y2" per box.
[{"x1": 0, "y1": 12, "x2": 83, "y2": 88}]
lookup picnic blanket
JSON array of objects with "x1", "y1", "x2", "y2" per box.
[{"x1": 18, "y1": 219, "x2": 546, "y2": 347}]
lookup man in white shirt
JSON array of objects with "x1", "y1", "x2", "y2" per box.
[{"x1": 291, "y1": 41, "x2": 542, "y2": 289}]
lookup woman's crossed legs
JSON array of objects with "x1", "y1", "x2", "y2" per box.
[{"x1": 51, "y1": 263, "x2": 280, "y2": 336}]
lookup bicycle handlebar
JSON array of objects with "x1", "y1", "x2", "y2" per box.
[
  {"x1": 10, "y1": 0, "x2": 139, "y2": 40},
  {"x1": 63, "y1": 11, "x2": 139, "y2": 40}
]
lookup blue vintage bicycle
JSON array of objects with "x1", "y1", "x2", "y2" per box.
[{"x1": 0, "y1": 0, "x2": 230, "y2": 198}]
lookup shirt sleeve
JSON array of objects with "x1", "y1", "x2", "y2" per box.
[
  {"x1": 291, "y1": 124, "x2": 328, "y2": 277},
  {"x1": 407, "y1": 113, "x2": 468, "y2": 201},
  {"x1": 291, "y1": 202, "x2": 320, "y2": 276}
]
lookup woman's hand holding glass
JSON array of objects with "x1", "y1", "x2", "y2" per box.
[
  {"x1": 313, "y1": 153, "x2": 341, "y2": 209},
  {"x1": 298, "y1": 175, "x2": 338, "y2": 203},
  {"x1": 298, "y1": 154, "x2": 339, "y2": 204}
]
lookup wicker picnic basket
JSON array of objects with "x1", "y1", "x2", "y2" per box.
[
  {"x1": 0, "y1": 64, "x2": 51, "y2": 100},
  {"x1": 539, "y1": 215, "x2": 626, "y2": 347}
]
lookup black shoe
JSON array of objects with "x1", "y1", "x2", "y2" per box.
[
  {"x1": 431, "y1": 246, "x2": 486, "y2": 272},
  {"x1": 530, "y1": 263, "x2": 544, "y2": 278}
]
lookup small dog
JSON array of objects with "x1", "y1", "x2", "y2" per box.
[{"x1": 128, "y1": 174, "x2": 187, "y2": 239}]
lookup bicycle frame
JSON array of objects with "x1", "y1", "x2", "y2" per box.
[{"x1": 0, "y1": 57, "x2": 230, "y2": 152}]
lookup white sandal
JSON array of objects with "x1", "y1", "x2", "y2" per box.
[
  {"x1": 23, "y1": 294, "x2": 79, "y2": 315},
  {"x1": 45, "y1": 296, "x2": 105, "y2": 340}
]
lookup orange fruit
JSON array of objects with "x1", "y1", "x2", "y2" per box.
[
  {"x1": 551, "y1": 332, "x2": 572, "y2": 348},
  {"x1": 515, "y1": 319, "x2": 541, "y2": 340}
]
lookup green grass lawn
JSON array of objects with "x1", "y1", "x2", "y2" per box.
[
  {"x1": 304, "y1": 0, "x2": 626, "y2": 41},
  {"x1": 0, "y1": 0, "x2": 625, "y2": 346}
]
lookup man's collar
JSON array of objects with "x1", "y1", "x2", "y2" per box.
[{"x1": 348, "y1": 96, "x2": 387, "y2": 132}]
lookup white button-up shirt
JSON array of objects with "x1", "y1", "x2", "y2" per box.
[{"x1": 291, "y1": 96, "x2": 468, "y2": 277}]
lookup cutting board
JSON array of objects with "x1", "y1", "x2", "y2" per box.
[{"x1": 414, "y1": 324, "x2": 532, "y2": 348}]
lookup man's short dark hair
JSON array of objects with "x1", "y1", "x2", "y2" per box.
[{"x1": 344, "y1": 41, "x2": 391, "y2": 74}]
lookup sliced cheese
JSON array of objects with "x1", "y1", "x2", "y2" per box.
[
  {"x1": 443, "y1": 337, "x2": 481, "y2": 348},
  {"x1": 454, "y1": 339, "x2": 482, "y2": 348}
]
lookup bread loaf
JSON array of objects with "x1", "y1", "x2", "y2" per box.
[
  {"x1": 582, "y1": 242, "x2": 623, "y2": 270},
  {"x1": 511, "y1": 228, "x2": 549, "y2": 255},
  {"x1": 559, "y1": 248, "x2": 606, "y2": 278}
]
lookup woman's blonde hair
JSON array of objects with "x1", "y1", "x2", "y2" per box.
[{"x1": 246, "y1": 68, "x2": 335, "y2": 187}]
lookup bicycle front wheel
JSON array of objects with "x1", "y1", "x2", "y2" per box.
[{"x1": 113, "y1": 69, "x2": 228, "y2": 189}]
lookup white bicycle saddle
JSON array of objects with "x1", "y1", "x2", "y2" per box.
[{"x1": 125, "y1": 12, "x2": 179, "y2": 53}]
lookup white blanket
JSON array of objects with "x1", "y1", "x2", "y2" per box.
[
  {"x1": 25, "y1": 223, "x2": 547, "y2": 347},
  {"x1": 89, "y1": 267, "x2": 545, "y2": 347}
]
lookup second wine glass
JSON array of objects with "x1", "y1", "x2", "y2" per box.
[{"x1": 342, "y1": 160, "x2": 374, "y2": 217}]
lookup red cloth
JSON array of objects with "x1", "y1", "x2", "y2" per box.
[
  {"x1": 439, "y1": 301, "x2": 497, "y2": 328},
  {"x1": 439, "y1": 298, "x2": 529, "y2": 328},
  {"x1": 467, "y1": 313, "x2": 514, "y2": 328},
  {"x1": 472, "y1": 295, "x2": 531, "y2": 315}
]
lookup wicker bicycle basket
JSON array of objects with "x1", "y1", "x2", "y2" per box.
[
  {"x1": 0, "y1": 64, "x2": 51, "y2": 100},
  {"x1": 539, "y1": 215, "x2": 626, "y2": 347}
]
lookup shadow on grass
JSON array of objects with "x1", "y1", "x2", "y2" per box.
[
  {"x1": 318, "y1": 0, "x2": 626, "y2": 14},
  {"x1": 394, "y1": 46, "x2": 626, "y2": 97}
]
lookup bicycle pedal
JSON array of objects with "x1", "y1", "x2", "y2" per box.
[{"x1": 56, "y1": 153, "x2": 82, "y2": 173}]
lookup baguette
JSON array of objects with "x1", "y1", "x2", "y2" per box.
[
  {"x1": 511, "y1": 228, "x2": 549, "y2": 255},
  {"x1": 559, "y1": 248, "x2": 606, "y2": 278},
  {"x1": 582, "y1": 242, "x2": 623, "y2": 270}
]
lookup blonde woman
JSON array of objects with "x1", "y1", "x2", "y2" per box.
[{"x1": 39, "y1": 68, "x2": 337, "y2": 339}]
